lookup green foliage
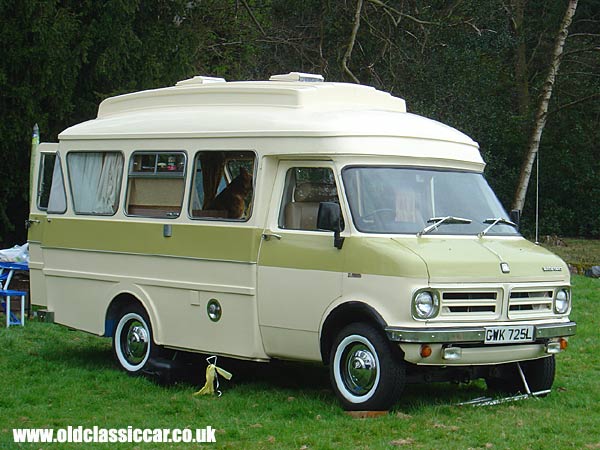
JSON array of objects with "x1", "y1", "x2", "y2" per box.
[{"x1": 1, "y1": 0, "x2": 598, "y2": 245}]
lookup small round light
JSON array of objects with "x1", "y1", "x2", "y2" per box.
[
  {"x1": 555, "y1": 289, "x2": 570, "y2": 314},
  {"x1": 420, "y1": 345, "x2": 432, "y2": 358},
  {"x1": 413, "y1": 291, "x2": 439, "y2": 319}
]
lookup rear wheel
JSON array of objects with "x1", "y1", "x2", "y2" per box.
[
  {"x1": 330, "y1": 323, "x2": 405, "y2": 411},
  {"x1": 113, "y1": 305, "x2": 157, "y2": 375},
  {"x1": 486, "y1": 355, "x2": 555, "y2": 395}
]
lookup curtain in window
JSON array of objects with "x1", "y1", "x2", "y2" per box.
[
  {"x1": 47, "y1": 154, "x2": 67, "y2": 214},
  {"x1": 68, "y1": 152, "x2": 123, "y2": 214},
  {"x1": 201, "y1": 153, "x2": 225, "y2": 209}
]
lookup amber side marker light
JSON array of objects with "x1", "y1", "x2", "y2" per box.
[
  {"x1": 560, "y1": 338, "x2": 568, "y2": 350},
  {"x1": 420, "y1": 345, "x2": 432, "y2": 358}
]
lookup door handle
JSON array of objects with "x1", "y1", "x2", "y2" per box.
[
  {"x1": 25, "y1": 219, "x2": 40, "y2": 229},
  {"x1": 262, "y1": 233, "x2": 282, "y2": 241}
]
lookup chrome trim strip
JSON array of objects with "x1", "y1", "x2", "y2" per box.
[
  {"x1": 535, "y1": 322, "x2": 577, "y2": 339},
  {"x1": 385, "y1": 321, "x2": 577, "y2": 343}
]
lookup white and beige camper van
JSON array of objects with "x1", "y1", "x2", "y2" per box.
[{"x1": 28, "y1": 72, "x2": 576, "y2": 410}]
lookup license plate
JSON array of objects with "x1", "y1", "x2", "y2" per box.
[{"x1": 484, "y1": 326, "x2": 534, "y2": 344}]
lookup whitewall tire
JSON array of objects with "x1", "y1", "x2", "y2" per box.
[
  {"x1": 330, "y1": 323, "x2": 406, "y2": 411},
  {"x1": 113, "y1": 306, "x2": 155, "y2": 374}
]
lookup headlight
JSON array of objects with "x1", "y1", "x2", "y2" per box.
[
  {"x1": 412, "y1": 291, "x2": 439, "y2": 319},
  {"x1": 554, "y1": 289, "x2": 570, "y2": 314}
]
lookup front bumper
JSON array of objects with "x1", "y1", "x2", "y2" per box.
[
  {"x1": 385, "y1": 321, "x2": 576, "y2": 344},
  {"x1": 385, "y1": 321, "x2": 576, "y2": 365}
]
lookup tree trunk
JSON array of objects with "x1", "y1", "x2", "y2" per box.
[{"x1": 512, "y1": 0, "x2": 579, "y2": 213}]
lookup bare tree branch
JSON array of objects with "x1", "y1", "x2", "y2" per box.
[
  {"x1": 342, "y1": 0, "x2": 364, "y2": 84},
  {"x1": 365, "y1": 0, "x2": 437, "y2": 26},
  {"x1": 564, "y1": 46, "x2": 600, "y2": 56},
  {"x1": 569, "y1": 33, "x2": 600, "y2": 38},
  {"x1": 240, "y1": 0, "x2": 266, "y2": 37},
  {"x1": 548, "y1": 93, "x2": 600, "y2": 116}
]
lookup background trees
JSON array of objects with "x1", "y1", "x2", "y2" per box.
[{"x1": 1, "y1": 0, "x2": 598, "y2": 246}]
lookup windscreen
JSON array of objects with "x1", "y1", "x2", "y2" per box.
[{"x1": 342, "y1": 167, "x2": 519, "y2": 236}]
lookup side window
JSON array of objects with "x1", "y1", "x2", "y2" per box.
[
  {"x1": 126, "y1": 151, "x2": 186, "y2": 218},
  {"x1": 37, "y1": 153, "x2": 57, "y2": 210},
  {"x1": 47, "y1": 153, "x2": 67, "y2": 214},
  {"x1": 67, "y1": 152, "x2": 124, "y2": 215},
  {"x1": 278, "y1": 167, "x2": 341, "y2": 231},
  {"x1": 189, "y1": 151, "x2": 255, "y2": 221}
]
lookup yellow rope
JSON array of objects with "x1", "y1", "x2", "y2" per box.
[{"x1": 193, "y1": 364, "x2": 233, "y2": 396}]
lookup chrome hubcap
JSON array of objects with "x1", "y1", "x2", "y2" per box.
[
  {"x1": 124, "y1": 321, "x2": 149, "y2": 364},
  {"x1": 342, "y1": 344, "x2": 378, "y2": 396}
]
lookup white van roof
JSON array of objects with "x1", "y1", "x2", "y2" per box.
[{"x1": 59, "y1": 73, "x2": 480, "y2": 167}]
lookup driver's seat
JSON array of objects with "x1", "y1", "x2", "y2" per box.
[{"x1": 284, "y1": 182, "x2": 338, "y2": 230}]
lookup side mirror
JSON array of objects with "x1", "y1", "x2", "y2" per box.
[
  {"x1": 510, "y1": 209, "x2": 521, "y2": 230},
  {"x1": 317, "y1": 202, "x2": 344, "y2": 249}
]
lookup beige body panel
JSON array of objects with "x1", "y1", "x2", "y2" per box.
[
  {"x1": 28, "y1": 143, "x2": 59, "y2": 307},
  {"x1": 42, "y1": 247, "x2": 268, "y2": 360},
  {"x1": 257, "y1": 266, "x2": 341, "y2": 361}
]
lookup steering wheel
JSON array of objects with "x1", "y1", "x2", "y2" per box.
[{"x1": 361, "y1": 209, "x2": 395, "y2": 229}]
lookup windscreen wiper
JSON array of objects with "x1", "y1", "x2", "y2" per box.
[
  {"x1": 478, "y1": 217, "x2": 518, "y2": 238},
  {"x1": 417, "y1": 216, "x2": 472, "y2": 237}
]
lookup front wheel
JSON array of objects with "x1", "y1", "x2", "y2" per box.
[
  {"x1": 486, "y1": 355, "x2": 555, "y2": 395},
  {"x1": 330, "y1": 323, "x2": 406, "y2": 411},
  {"x1": 113, "y1": 305, "x2": 157, "y2": 374}
]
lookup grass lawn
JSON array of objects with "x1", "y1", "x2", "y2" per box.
[
  {"x1": 541, "y1": 238, "x2": 600, "y2": 269},
  {"x1": 0, "y1": 274, "x2": 598, "y2": 449}
]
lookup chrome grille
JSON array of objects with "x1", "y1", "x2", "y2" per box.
[{"x1": 508, "y1": 290, "x2": 553, "y2": 319}]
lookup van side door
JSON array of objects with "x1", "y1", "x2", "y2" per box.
[
  {"x1": 257, "y1": 161, "x2": 345, "y2": 361},
  {"x1": 28, "y1": 143, "x2": 61, "y2": 306}
]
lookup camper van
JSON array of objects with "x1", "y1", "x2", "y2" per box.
[{"x1": 28, "y1": 72, "x2": 576, "y2": 410}]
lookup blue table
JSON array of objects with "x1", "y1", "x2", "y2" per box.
[{"x1": 0, "y1": 261, "x2": 29, "y2": 326}]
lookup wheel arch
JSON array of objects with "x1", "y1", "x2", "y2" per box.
[
  {"x1": 103, "y1": 285, "x2": 159, "y2": 342},
  {"x1": 319, "y1": 301, "x2": 388, "y2": 365}
]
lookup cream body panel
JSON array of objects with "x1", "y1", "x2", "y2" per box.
[
  {"x1": 27, "y1": 143, "x2": 59, "y2": 307},
  {"x1": 27, "y1": 244, "x2": 46, "y2": 307},
  {"x1": 41, "y1": 247, "x2": 267, "y2": 359},
  {"x1": 257, "y1": 266, "x2": 342, "y2": 331},
  {"x1": 259, "y1": 328, "x2": 321, "y2": 361},
  {"x1": 335, "y1": 274, "x2": 429, "y2": 327},
  {"x1": 257, "y1": 266, "x2": 341, "y2": 361}
]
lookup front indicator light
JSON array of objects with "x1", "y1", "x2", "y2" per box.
[
  {"x1": 420, "y1": 345, "x2": 432, "y2": 358},
  {"x1": 546, "y1": 338, "x2": 568, "y2": 354},
  {"x1": 560, "y1": 338, "x2": 568, "y2": 350}
]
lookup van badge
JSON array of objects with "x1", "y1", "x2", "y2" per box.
[
  {"x1": 500, "y1": 262, "x2": 510, "y2": 274},
  {"x1": 542, "y1": 266, "x2": 562, "y2": 272}
]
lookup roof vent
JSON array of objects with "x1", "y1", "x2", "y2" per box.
[
  {"x1": 175, "y1": 76, "x2": 226, "y2": 86},
  {"x1": 269, "y1": 72, "x2": 324, "y2": 83}
]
